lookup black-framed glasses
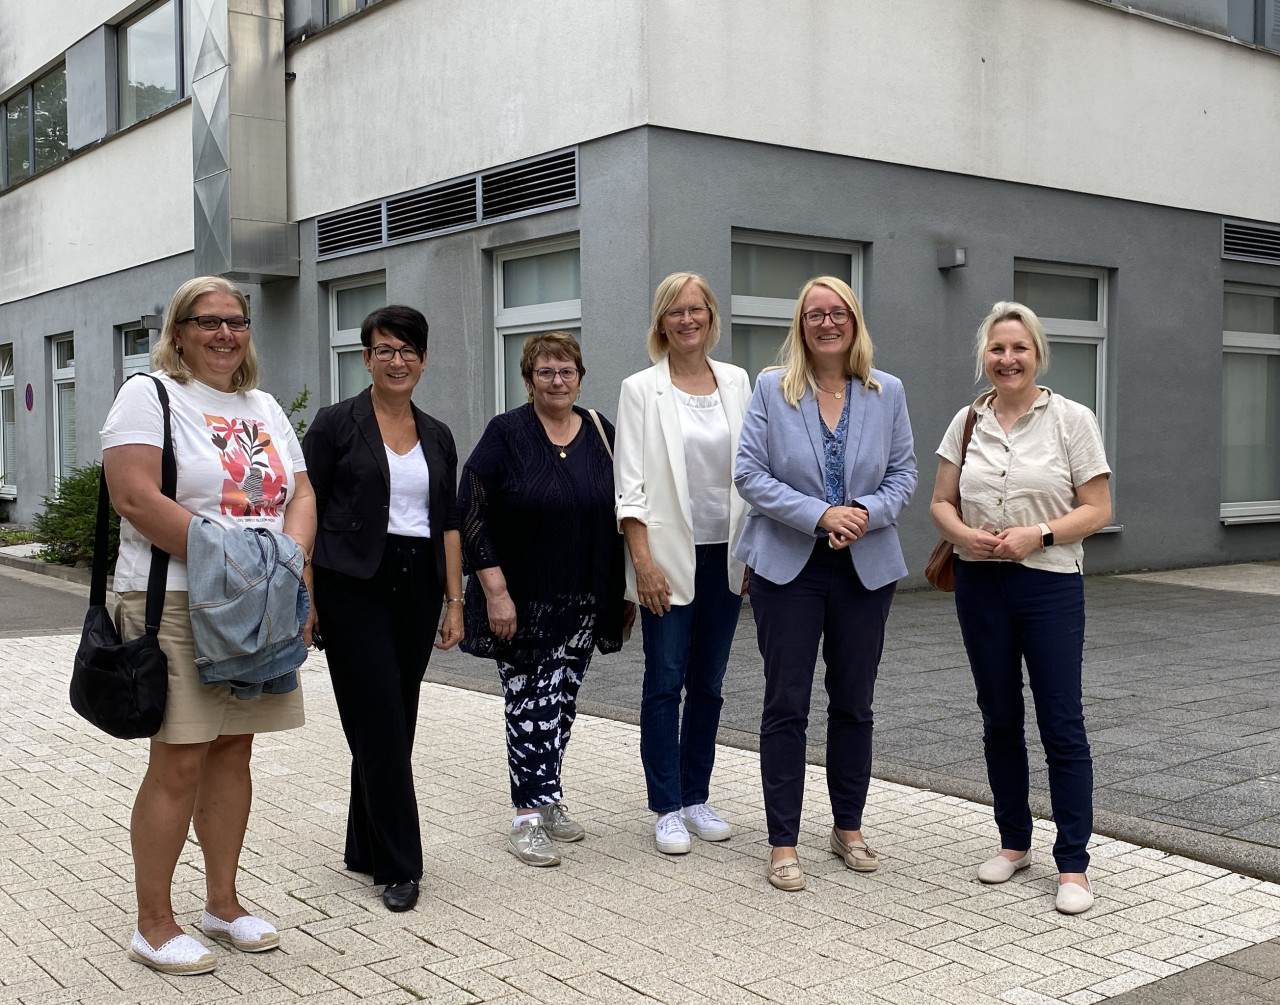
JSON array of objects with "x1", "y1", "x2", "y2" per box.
[
  {"x1": 532, "y1": 367, "x2": 579, "y2": 383},
  {"x1": 369, "y1": 345, "x2": 423, "y2": 363},
  {"x1": 181, "y1": 315, "x2": 251, "y2": 332},
  {"x1": 802, "y1": 308, "x2": 852, "y2": 327},
  {"x1": 665, "y1": 306, "x2": 710, "y2": 322}
]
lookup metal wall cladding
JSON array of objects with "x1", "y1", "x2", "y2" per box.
[{"x1": 191, "y1": 0, "x2": 297, "y2": 280}]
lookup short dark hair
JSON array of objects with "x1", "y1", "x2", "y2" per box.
[{"x1": 361, "y1": 304, "x2": 429, "y2": 353}]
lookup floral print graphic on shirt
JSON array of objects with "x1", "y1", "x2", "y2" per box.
[{"x1": 205, "y1": 413, "x2": 290, "y2": 518}]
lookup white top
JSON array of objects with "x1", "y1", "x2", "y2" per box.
[
  {"x1": 385, "y1": 442, "x2": 431, "y2": 538},
  {"x1": 674, "y1": 386, "x2": 731, "y2": 545},
  {"x1": 936, "y1": 388, "x2": 1111, "y2": 575},
  {"x1": 100, "y1": 372, "x2": 306, "y2": 592}
]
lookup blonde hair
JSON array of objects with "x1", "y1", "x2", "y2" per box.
[
  {"x1": 775, "y1": 276, "x2": 880, "y2": 406},
  {"x1": 973, "y1": 301, "x2": 1051, "y2": 384},
  {"x1": 645, "y1": 272, "x2": 722, "y2": 363},
  {"x1": 152, "y1": 276, "x2": 259, "y2": 390}
]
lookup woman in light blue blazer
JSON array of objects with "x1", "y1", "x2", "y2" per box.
[
  {"x1": 615, "y1": 272, "x2": 752, "y2": 857},
  {"x1": 734, "y1": 276, "x2": 917, "y2": 891}
]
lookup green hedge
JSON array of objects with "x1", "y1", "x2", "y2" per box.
[{"x1": 33, "y1": 463, "x2": 118, "y2": 567}]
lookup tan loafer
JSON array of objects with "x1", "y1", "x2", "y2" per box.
[
  {"x1": 1055, "y1": 879, "x2": 1094, "y2": 915},
  {"x1": 829, "y1": 828, "x2": 879, "y2": 873},
  {"x1": 977, "y1": 850, "x2": 1031, "y2": 884},
  {"x1": 767, "y1": 855, "x2": 805, "y2": 891}
]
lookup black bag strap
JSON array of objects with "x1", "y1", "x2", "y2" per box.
[{"x1": 90, "y1": 374, "x2": 177, "y2": 636}]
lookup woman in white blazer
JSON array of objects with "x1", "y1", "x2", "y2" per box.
[
  {"x1": 614, "y1": 272, "x2": 752, "y2": 856},
  {"x1": 734, "y1": 276, "x2": 917, "y2": 892}
]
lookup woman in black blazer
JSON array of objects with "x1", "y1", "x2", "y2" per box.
[{"x1": 303, "y1": 305, "x2": 464, "y2": 913}]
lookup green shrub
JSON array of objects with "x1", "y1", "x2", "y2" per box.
[{"x1": 33, "y1": 463, "x2": 118, "y2": 567}]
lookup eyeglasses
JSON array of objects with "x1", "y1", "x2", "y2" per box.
[
  {"x1": 369, "y1": 345, "x2": 423, "y2": 363},
  {"x1": 181, "y1": 315, "x2": 251, "y2": 332},
  {"x1": 532, "y1": 367, "x2": 579, "y2": 383},
  {"x1": 802, "y1": 308, "x2": 852, "y2": 327},
  {"x1": 665, "y1": 306, "x2": 710, "y2": 322}
]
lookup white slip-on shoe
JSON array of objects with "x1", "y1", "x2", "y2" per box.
[
  {"x1": 655, "y1": 811, "x2": 691, "y2": 854},
  {"x1": 977, "y1": 850, "x2": 1032, "y2": 884},
  {"x1": 198, "y1": 910, "x2": 280, "y2": 952},
  {"x1": 680, "y1": 803, "x2": 732, "y2": 842},
  {"x1": 1055, "y1": 879, "x2": 1094, "y2": 915},
  {"x1": 126, "y1": 930, "x2": 216, "y2": 975}
]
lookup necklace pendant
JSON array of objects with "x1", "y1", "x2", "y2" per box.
[
  {"x1": 559, "y1": 449, "x2": 567, "y2": 458},
  {"x1": 835, "y1": 391, "x2": 843, "y2": 399}
]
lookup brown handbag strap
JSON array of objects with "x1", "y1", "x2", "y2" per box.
[{"x1": 955, "y1": 404, "x2": 979, "y2": 508}]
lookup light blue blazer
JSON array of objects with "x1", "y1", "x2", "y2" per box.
[{"x1": 733, "y1": 367, "x2": 917, "y2": 591}]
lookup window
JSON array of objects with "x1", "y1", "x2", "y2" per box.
[
  {"x1": 494, "y1": 240, "x2": 581, "y2": 411},
  {"x1": 51, "y1": 336, "x2": 76, "y2": 483},
  {"x1": 1222, "y1": 284, "x2": 1280, "y2": 523},
  {"x1": 327, "y1": 0, "x2": 376, "y2": 23},
  {"x1": 1013, "y1": 263, "x2": 1108, "y2": 433},
  {"x1": 1228, "y1": 0, "x2": 1280, "y2": 49},
  {"x1": 730, "y1": 234, "x2": 860, "y2": 384},
  {"x1": 2, "y1": 65, "x2": 67, "y2": 188},
  {"x1": 119, "y1": 1, "x2": 182, "y2": 129},
  {"x1": 0, "y1": 345, "x2": 14, "y2": 496},
  {"x1": 122, "y1": 325, "x2": 151, "y2": 380},
  {"x1": 329, "y1": 278, "x2": 385, "y2": 402}
]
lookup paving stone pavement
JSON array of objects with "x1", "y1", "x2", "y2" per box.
[
  {"x1": 428, "y1": 564, "x2": 1280, "y2": 880},
  {"x1": 3, "y1": 633, "x2": 1280, "y2": 1004}
]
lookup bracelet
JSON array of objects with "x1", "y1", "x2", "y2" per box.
[{"x1": 446, "y1": 597, "x2": 464, "y2": 605}]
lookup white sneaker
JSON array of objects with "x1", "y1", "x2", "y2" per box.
[
  {"x1": 655, "y1": 811, "x2": 691, "y2": 854},
  {"x1": 680, "y1": 803, "x2": 732, "y2": 842}
]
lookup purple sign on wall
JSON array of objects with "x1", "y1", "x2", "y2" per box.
[{"x1": 24, "y1": 383, "x2": 33, "y2": 411}]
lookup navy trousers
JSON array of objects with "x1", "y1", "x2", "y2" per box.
[
  {"x1": 750, "y1": 540, "x2": 895, "y2": 847},
  {"x1": 954, "y1": 560, "x2": 1093, "y2": 873}
]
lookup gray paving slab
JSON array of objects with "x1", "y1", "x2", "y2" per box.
[{"x1": 428, "y1": 566, "x2": 1280, "y2": 883}]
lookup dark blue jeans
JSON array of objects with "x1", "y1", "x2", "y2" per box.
[
  {"x1": 954, "y1": 560, "x2": 1093, "y2": 873},
  {"x1": 639, "y1": 543, "x2": 744, "y2": 814},
  {"x1": 750, "y1": 541, "x2": 895, "y2": 847}
]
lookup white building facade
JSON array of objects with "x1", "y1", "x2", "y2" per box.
[{"x1": 3, "y1": 0, "x2": 1279, "y2": 579}]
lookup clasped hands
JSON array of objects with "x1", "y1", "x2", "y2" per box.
[
  {"x1": 966, "y1": 524, "x2": 1041, "y2": 562},
  {"x1": 818, "y1": 505, "x2": 868, "y2": 550}
]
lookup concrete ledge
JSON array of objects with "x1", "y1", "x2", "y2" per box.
[{"x1": 0, "y1": 551, "x2": 98, "y2": 587}]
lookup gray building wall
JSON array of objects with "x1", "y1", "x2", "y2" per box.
[{"x1": 6, "y1": 124, "x2": 1278, "y2": 584}]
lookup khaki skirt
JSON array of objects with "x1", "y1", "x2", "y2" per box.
[{"x1": 116, "y1": 591, "x2": 305, "y2": 745}]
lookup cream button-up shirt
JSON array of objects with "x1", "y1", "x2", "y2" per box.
[{"x1": 936, "y1": 389, "x2": 1111, "y2": 574}]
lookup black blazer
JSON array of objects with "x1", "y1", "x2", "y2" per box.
[{"x1": 304, "y1": 387, "x2": 459, "y2": 583}]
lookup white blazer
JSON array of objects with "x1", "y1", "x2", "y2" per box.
[{"x1": 614, "y1": 355, "x2": 751, "y2": 605}]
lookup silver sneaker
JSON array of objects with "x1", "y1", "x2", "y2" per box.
[
  {"x1": 508, "y1": 818, "x2": 561, "y2": 867},
  {"x1": 542, "y1": 802, "x2": 585, "y2": 842}
]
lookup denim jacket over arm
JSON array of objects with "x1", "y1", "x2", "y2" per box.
[{"x1": 186, "y1": 518, "x2": 310, "y2": 699}]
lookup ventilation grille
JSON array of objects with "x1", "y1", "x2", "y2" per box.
[
  {"x1": 1223, "y1": 220, "x2": 1280, "y2": 266},
  {"x1": 316, "y1": 148, "x2": 579, "y2": 259},
  {"x1": 481, "y1": 149, "x2": 578, "y2": 221},
  {"x1": 316, "y1": 204, "x2": 383, "y2": 257},
  {"x1": 387, "y1": 179, "x2": 476, "y2": 242}
]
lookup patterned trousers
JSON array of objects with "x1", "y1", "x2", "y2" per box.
[{"x1": 497, "y1": 605, "x2": 596, "y2": 808}]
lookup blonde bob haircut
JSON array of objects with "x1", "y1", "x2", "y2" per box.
[
  {"x1": 775, "y1": 276, "x2": 880, "y2": 406},
  {"x1": 152, "y1": 276, "x2": 259, "y2": 391},
  {"x1": 973, "y1": 301, "x2": 1051, "y2": 384},
  {"x1": 645, "y1": 272, "x2": 722, "y2": 364}
]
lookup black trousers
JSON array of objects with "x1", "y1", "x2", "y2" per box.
[
  {"x1": 750, "y1": 540, "x2": 895, "y2": 847},
  {"x1": 314, "y1": 535, "x2": 441, "y2": 885}
]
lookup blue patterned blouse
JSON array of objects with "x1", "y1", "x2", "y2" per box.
[{"x1": 820, "y1": 383, "x2": 852, "y2": 508}]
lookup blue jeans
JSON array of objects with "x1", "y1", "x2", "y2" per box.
[
  {"x1": 639, "y1": 543, "x2": 743, "y2": 814},
  {"x1": 954, "y1": 560, "x2": 1093, "y2": 873}
]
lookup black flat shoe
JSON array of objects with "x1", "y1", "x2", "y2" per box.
[{"x1": 382, "y1": 880, "x2": 419, "y2": 912}]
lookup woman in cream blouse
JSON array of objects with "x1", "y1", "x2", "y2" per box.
[
  {"x1": 614, "y1": 272, "x2": 751, "y2": 856},
  {"x1": 930, "y1": 300, "x2": 1111, "y2": 915}
]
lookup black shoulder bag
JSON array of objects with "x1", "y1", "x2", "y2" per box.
[{"x1": 70, "y1": 374, "x2": 177, "y2": 739}]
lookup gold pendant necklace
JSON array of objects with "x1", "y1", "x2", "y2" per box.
[{"x1": 818, "y1": 382, "x2": 845, "y2": 400}]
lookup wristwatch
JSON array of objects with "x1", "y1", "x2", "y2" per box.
[{"x1": 1038, "y1": 522, "x2": 1054, "y2": 548}]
